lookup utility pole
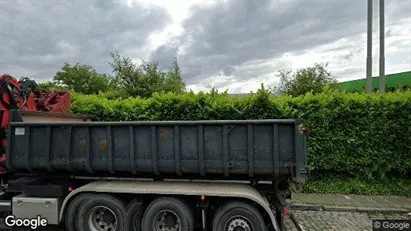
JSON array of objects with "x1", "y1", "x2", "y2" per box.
[
  {"x1": 366, "y1": 0, "x2": 373, "y2": 93},
  {"x1": 379, "y1": 0, "x2": 385, "y2": 94}
]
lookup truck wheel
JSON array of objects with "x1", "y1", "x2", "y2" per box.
[
  {"x1": 65, "y1": 193, "x2": 95, "y2": 231},
  {"x1": 76, "y1": 194, "x2": 126, "y2": 231},
  {"x1": 125, "y1": 198, "x2": 144, "y2": 231},
  {"x1": 142, "y1": 197, "x2": 194, "y2": 231},
  {"x1": 212, "y1": 201, "x2": 267, "y2": 231}
]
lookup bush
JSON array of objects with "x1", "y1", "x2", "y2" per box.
[
  {"x1": 303, "y1": 178, "x2": 411, "y2": 196},
  {"x1": 70, "y1": 88, "x2": 411, "y2": 180}
]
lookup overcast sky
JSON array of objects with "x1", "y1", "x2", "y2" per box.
[{"x1": 1, "y1": 0, "x2": 410, "y2": 93}]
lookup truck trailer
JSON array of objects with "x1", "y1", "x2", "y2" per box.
[{"x1": 0, "y1": 109, "x2": 308, "y2": 231}]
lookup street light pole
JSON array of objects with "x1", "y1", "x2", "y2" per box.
[
  {"x1": 379, "y1": 0, "x2": 385, "y2": 94},
  {"x1": 366, "y1": 0, "x2": 373, "y2": 93}
]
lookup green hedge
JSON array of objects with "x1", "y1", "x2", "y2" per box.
[
  {"x1": 70, "y1": 88, "x2": 411, "y2": 180},
  {"x1": 303, "y1": 178, "x2": 411, "y2": 196}
]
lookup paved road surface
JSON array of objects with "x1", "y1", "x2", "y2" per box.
[
  {"x1": 291, "y1": 210, "x2": 410, "y2": 231},
  {"x1": 4, "y1": 211, "x2": 411, "y2": 230}
]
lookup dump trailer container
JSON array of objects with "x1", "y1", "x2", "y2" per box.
[
  {"x1": 6, "y1": 110, "x2": 307, "y2": 183},
  {"x1": 0, "y1": 110, "x2": 308, "y2": 231}
]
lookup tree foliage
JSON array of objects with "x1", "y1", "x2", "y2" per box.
[
  {"x1": 109, "y1": 51, "x2": 185, "y2": 98},
  {"x1": 273, "y1": 63, "x2": 339, "y2": 96},
  {"x1": 37, "y1": 81, "x2": 68, "y2": 92},
  {"x1": 53, "y1": 63, "x2": 112, "y2": 94},
  {"x1": 163, "y1": 56, "x2": 186, "y2": 94},
  {"x1": 49, "y1": 51, "x2": 185, "y2": 98}
]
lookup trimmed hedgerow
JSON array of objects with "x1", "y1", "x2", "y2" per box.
[
  {"x1": 70, "y1": 88, "x2": 411, "y2": 180},
  {"x1": 303, "y1": 178, "x2": 411, "y2": 196}
]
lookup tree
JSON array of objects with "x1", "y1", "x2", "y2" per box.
[
  {"x1": 53, "y1": 63, "x2": 112, "y2": 94},
  {"x1": 163, "y1": 56, "x2": 186, "y2": 93},
  {"x1": 109, "y1": 51, "x2": 185, "y2": 98},
  {"x1": 37, "y1": 81, "x2": 68, "y2": 92},
  {"x1": 272, "y1": 63, "x2": 339, "y2": 96}
]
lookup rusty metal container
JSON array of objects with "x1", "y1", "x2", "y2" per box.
[{"x1": 6, "y1": 110, "x2": 307, "y2": 183}]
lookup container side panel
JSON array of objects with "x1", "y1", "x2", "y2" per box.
[
  {"x1": 228, "y1": 125, "x2": 247, "y2": 161},
  {"x1": 253, "y1": 125, "x2": 274, "y2": 175},
  {"x1": 112, "y1": 126, "x2": 130, "y2": 172},
  {"x1": 7, "y1": 119, "x2": 307, "y2": 182},
  {"x1": 90, "y1": 127, "x2": 108, "y2": 172},
  {"x1": 157, "y1": 126, "x2": 175, "y2": 173},
  {"x1": 279, "y1": 125, "x2": 295, "y2": 165},
  {"x1": 30, "y1": 126, "x2": 47, "y2": 169},
  {"x1": 181, "y1": 126, "x2": 198, "y2": 160},
  {"x1": 9, "y1": 126, "x2": 28, "y2": 170},
  {"x1": 228, "y1": 125, "x2": 248, "y2": 174},
  {"x1": 180, "y1": 126, "x2": 199, "y2": 173},
  {"x1": 50, "y1": 126, "x2": 71, "y2": 171},
  {"x1": 173, "y1": 125, "x2": 181, "y2": 175},
  {"x1": 198, "y1": 125, "x2": 205, "y2": 176},
  {"x1": 71, "y1": 127, "x2": 89, "y2": 173},
  {"x1": 204, "y1": 126, "x2": 223, "y2": 174},
  {"x1": 134, "y1": 126, "x2": 152, "y2": 172},
  {"x1": 128, "y1": 126, "x2": 136, "y2": 174}
]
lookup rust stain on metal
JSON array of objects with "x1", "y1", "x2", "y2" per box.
[
  {"x1": 181, "y1": 167, "x2": 189, "y2": 173},
  {"x1": 79, "y1": 140, "x2": 86, "y2": 150},
  {"x1": 298, "y1": 123, "x2": 309, "y2": 134},
  {"x1": 100, "y1": 139, "x2": 107, "y2": 151},
  {"x1": 204, "y1": 132, "x2": 215, "y2": 141},
  {"x1": 159, "y1": 129, "x2": 168, "y2": 140}
]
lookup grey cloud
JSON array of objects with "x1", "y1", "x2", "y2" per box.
[
  {"x1": 335, "y1": 66, "x2": 365, "y2": 80},
  {"x1": 232, "y1": 59, "x2": 291, "y2": 81},
  {"x1": 1, "y1": 0, "x2": 409, "y2": 89},
  {"x1": 344, "y1": 51, "x2": 354, "y2": 61},
  {"x1": 153, "y1": 0, "x2": 411, "y2": 84},
  {"x1": 0, "y1": 0, "x2": 171, "y2": 80},
  {"x1": 150, "y1": 40, "x2": 180, "y2": 69},
  {"x1": 386, "y1": 29, "x2": 393, "y2": 37},
  {"x1": 222, "y1": 66, "x2": 235, "y2": 76}
]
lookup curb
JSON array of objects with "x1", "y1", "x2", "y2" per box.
[
  {"x1": 290, "y1": 212, "x2": 305, "y2": 231},
  {"x1": 291, "y1": 204, "x2": 410, "y2": 213}
]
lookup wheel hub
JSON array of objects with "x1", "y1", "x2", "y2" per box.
[
  {"x1": 154, "y1": 210, "x2": 181, "y2": 231},
  {"x1": 88, "y1": 206, "x2": 117, "y2": 231},
  {"x1": 226, "y1": 216, "x2": 252, "y2": 231}
]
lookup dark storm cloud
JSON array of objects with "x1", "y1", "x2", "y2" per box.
[
  {"x1": 0, "y1": 0, "x2": 171, "y2": 80},
  {"x1": 153, "y1": 0, "x2": 411, "y2": 84},
  {"x1": 1, "y1": 0, "x2": 409, "y2": 86},
  {"x1": 222, "y1": 66, "x2": 235, "y2": 76},
  {"x1": 151, "y1": 40, "x2": 180, "y2": 69}
]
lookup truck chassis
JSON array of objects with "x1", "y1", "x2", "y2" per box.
[{"x1": 0, "y1": 175, "x2": 289, "y2": 231}]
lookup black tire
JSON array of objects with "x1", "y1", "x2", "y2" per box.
[
  {"x1": 142, "y1": 197, "x2": 194, "y2": 231},
  {"x1": 212, "y1": 201, "x2": 267, "y2": 231},
  {"x1": 65, "y1": 193, "x2": 95, "y2": 231},
  {"x1": 125, "y1": 198, "x2": 144, "y2": 231},
  {"x1": 76, "y1": 194, "x2": 126, "y2": 231}
]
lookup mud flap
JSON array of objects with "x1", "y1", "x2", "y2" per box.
[{"x1": 273, "y1": 193, "x2": 288, "y2": 231}]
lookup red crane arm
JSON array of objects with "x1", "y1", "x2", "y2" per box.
[{"x1": 0, "y1": 73, "x2": 71, "y2": 174}]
